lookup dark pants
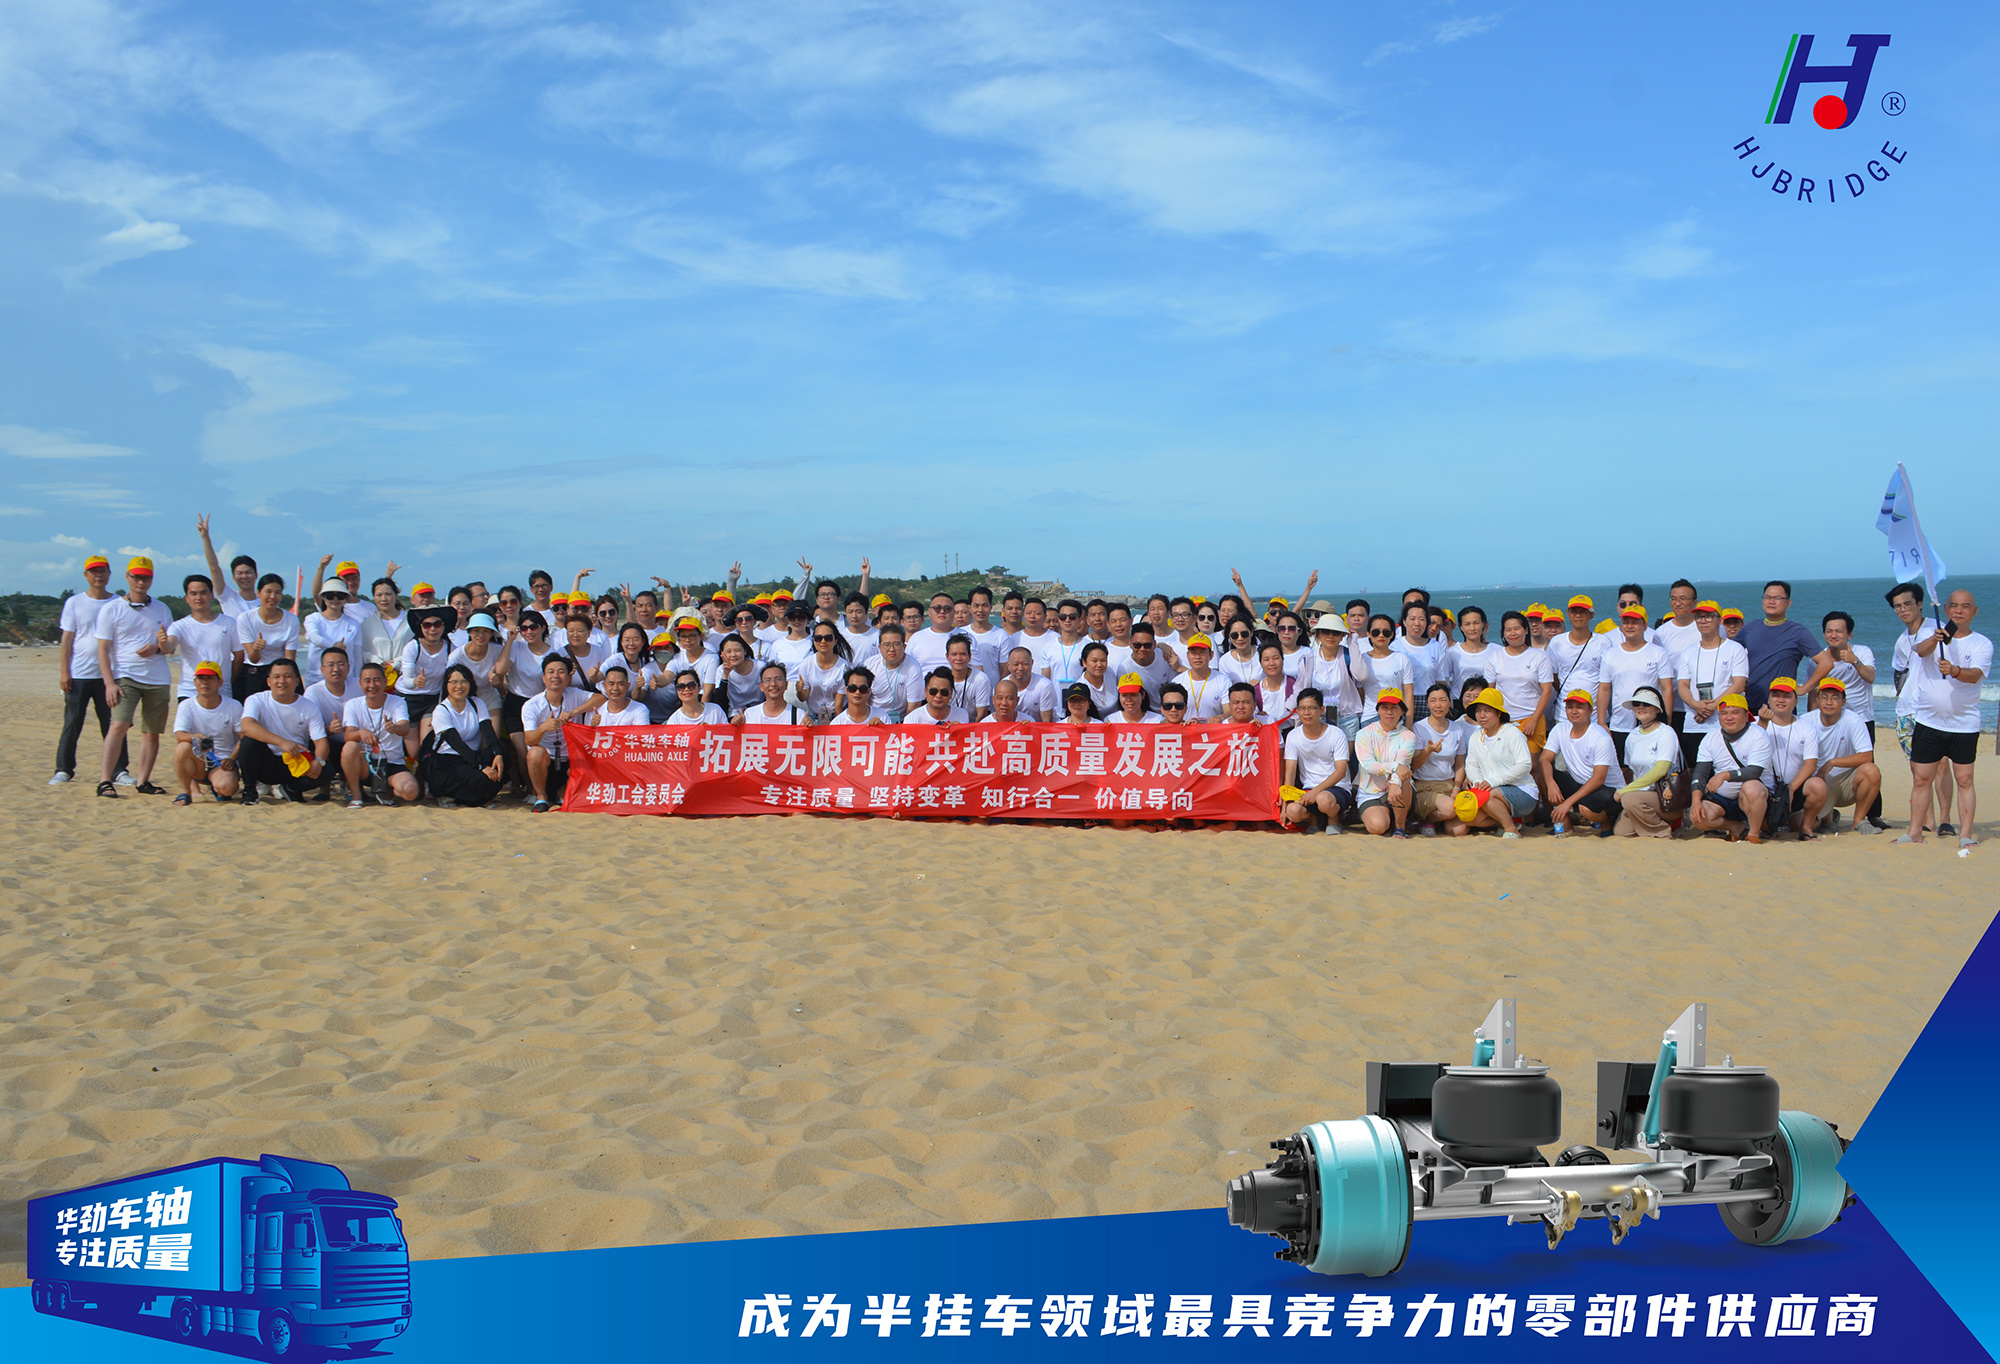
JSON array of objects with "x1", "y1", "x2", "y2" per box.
[
  {"x1": 1865, "y1": 720, "x2": 1882, "y2": 818},
  {"x1": 1554, "y1": 768, "x2": 1615, "y2": 816},
  {"x1": 238, "y1": 740, "x2": 317, "y2": 796},
  {"x1": 56, "y1": 679, "x2": 127, "y2": 777}
]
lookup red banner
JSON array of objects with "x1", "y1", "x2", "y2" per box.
[{"x1": 561, "y1": 722, "x2": 1278, "y2": 822}]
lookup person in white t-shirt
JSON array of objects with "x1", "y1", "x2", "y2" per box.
[
  {"x1": 867, "y1": 625, "x2": 923, "y2": 722},
  {"x1": 944, "y1": 635, "x2": 994, "y2": 721},
  {"x1": 664, "y1": 667, "x2": 730, "y2": 726},
  {"x1": 1652, "y1": 579, "x2": 1703, "y2": 663},
  {"x1": 905, "y1": 592, "x2": 960, "y2": 672},
  {"x1": 791, "y1": 622, "x2": 853, "y2": 723},
  {"x1": 1391, "y1": 603, "x2": 1446, "y2": 700},
  {"x1": 171, "y1": 661, "x2": 243, "y2": 803},
  {"x1": 301, "y1": 580, "x2": 367, "y2": 690},
  {"x1": 1899, "y1": 589, "x2": 1989, "y2": 847},
  {"x1": 902, "y1": 668, "x2": 969, "y2": 725},
  {"x1": 1120, "y1": 625, "x2": 1175, "y2": 698},
  {"x1": 1078, "y1": 642, "x2": 1119, "y2": 715},
  {"x1": 1251, "y1": 640, "x2": 1299, "y2": 730},
  {"x1": 340, "y1": 661, "x2": 419, "y2": 807},
  {"x1": 1440, "y1": 605, "x2": 1499, "y2": 703},
  {"x1": 1758, "y1": 677, "x2": 1825, "y2": 839},
  {"x1": 1887, "y1": 580, "x2": 1955, "y2": 833},
  {"x1": 1215, "y1": 618, "x2": 1264, "y2": 687},
  {"x1": 1819, "y1": 609, "x2": 1884, "y2": 828},
  {"x1": 164, "y1": 574, "x2": 241, "y2": 702},
  {"x1": 736, "y1": 661, "x2": 803, "y2": 724},
  {"x1": 1060, "y1": 681, "x2": 1105, "y2": 726},
  {"x1": 235, "y1": 573, "x2": 300, "y2": 697},
  {"x1": 835, "y1": 593, "x2": 881, "y2": 658},
  {"x1": 1042, "y1": 601, "x2": 1092, "y2": 684},
  {"x1": 1171, "y1": 634, "x2": 1229, "y2": 722},
  {"x1": 1408, "y1": 682, "x2": 1471, "y2": 833},
  {"x1": 419, "y1": 663, "x2": 507, "y2": 808},
  {"x1": 237, "y1": 658, "x2": 329, "y2": 803},
  {"x1": 766, "y1": 606, "x2": 815, "y2": 680},
  {"x1": 981, "y1": 678, "x2": 1024, "y2": 724},
  {"x1": 1808, "y1": 677, "x2": 1882, "y2": 833},
  {"x1": 196, "y1": 513, "x2": 261, "y2": 620},
  {"x1": 1544, "y1": 596, "x2": 1611, "y2": 725},
  {"x1": 1281, "y1": 690, "x2": 1352, "y2": 834},
  {"x1": 94, "y1": 556, "x2": 177, "y2": 797},
  {"x1": 591, "y1": 665, "x2": 657, "y2": 726},
  {"x1": 1540, "y1": 689, "x2": 1618, "y2": 835},
  {"x1": 1485, "y1": 612, "x2": 1554, "y2": 759},
  {"x1": 395, "y1": 608, "x2": 457, "y2": 738},
  {"x1": 520, "y1": 655, "x2": 606, "y2": 812},
  {"x1": 1105, "y1": 672, "x2": 1161, "y2": 724},
  {"x1": 301, "y1": 646, "x2": 357, "y2": 758},
  {"x1": 1671, "y1": 601, "x2": 1750, "y2": 775},
  {"x1": 1003, "y1": 646, "x2": 1058, "y2": 722},
  {"x1": 1611, "y1": 688, "x2": 1680, "y2": 837},
  {"x1": 52, "y1": 554, "x2": 126, "y2": 785},
  {"x1": 1689, "y1": 694, "x2": 1772, "y2": 843},
  {"x1": 962, "y1": 586, "x2": 1007, "y2": 684},
  {"x1": 1597, "y1": 605, "x2": 1673, "y2": 768},
  {"x1": 828, "y1": 666, "x2": 888, "y2": 725},
  {"x1": 1354, "y1": 615, "x2": 1415, "y2": 713}
]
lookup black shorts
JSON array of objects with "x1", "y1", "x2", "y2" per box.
[
  {"x1": 1553, "y1": 769, "x2": 1614, "y2": 814},
  {"x1": 1910, "y1": 723, "x2": 1978, "y2": 767},
  {"x1": 402, "y1": 693, "x2": 440, "y2": 727},
  {"x1": 501, "y1": 692, "x2": 527, "y2": 733},
  {"x1": 1706, "y1": 791, "x2": 1750, "y2": 823}
]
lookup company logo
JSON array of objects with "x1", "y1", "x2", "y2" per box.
[{"x1": 1731, "y1": 33, "x2": 1907, "y2": 205}]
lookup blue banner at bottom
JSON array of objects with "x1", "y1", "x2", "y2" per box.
[{"x1": 5, "y1": 1194, "x2": 1985, "y2": 1362}]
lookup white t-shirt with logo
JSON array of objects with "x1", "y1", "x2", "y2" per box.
[
  {"x1": 1696, "y1": 725, "x2": 1772, "y2": 800},
  {"x1": 236, "y1": 610, "x2": 300, "y2": 668},
  {"x1": 901, "y1": 705, "x2": 969, "y2": 725},
  {"x1": 1622, "y1": 723, "x2": 1681, "y2": 783},
  {"x1": 520, "y1": 687, "x2": 593, "y2": 757},
  {"x1": 1441, "y1": 643, "x2": 1500, "y2": 698},
  {"x1": 1170, "y1": 671, "x2": 1230, "y2": 722},
  {"x1": 300, "y1": 612, "x2": 365, "y2": 690},
  {"x1": 173, "y1": 695, "x2": 243, "y2": 761},
  {"x1": 1551, "y1": 721, "x2": 1618, "y2": 785},
  {"x1": 431, "y1": 697, "x2": 491, "y2": 746},
  {"x1": 593, "y1": 701, "x2": 655, "y2": 727},
  {"x1": 1353, "y1": 650, "x2": 1415, "y2": 712},
  {"x1": 1410, "y1": 716, "x2": 1473, "y2": 782},
  {"x1": 1823, "y1": 643, "x2": 1876, "y2": 717},
  {"x1": 302, "y1": 680, "x2": 360, "y2": 735},
  {"x1": 1484, "y1": 648, "x2": 1554, "y2": 726},
  {"x1": 1810, "y1": 709, "x2": 1873, "y2": 769},
  {"x1": 1762, "y1": 716, "x2": 1820, "y2": 790},
  {"x1": 1544, "y1": 632, "x2": 1611, "y2": 707}
]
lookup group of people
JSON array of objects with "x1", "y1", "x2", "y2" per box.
[{"x1": 48, "y1": 520, "x2": 1987, "y2": 846}]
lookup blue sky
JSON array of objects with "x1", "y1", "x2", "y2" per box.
[{"x1": 3, "y1": 1, "x2": 1996, "y2": 596}]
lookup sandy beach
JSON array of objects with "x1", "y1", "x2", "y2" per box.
[{"x1": 1, "y1": 642, "x2": 1991, "y2": 1288}]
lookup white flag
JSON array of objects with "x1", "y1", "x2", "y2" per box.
[{"x1": 1876, "y1": 465, "x2": 1946, "y2": 599}]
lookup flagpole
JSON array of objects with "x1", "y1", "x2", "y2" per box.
[{"x1": 1897, "y1": 463, "x2": 1946, "y2": 629}]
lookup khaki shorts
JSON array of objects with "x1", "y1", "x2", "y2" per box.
[
  {"x1": 1822, "y1": 769, "x2": 1857, "y2": 809},
  {"x1": 1413, "y1": 779, "x2": 1456, "y2": 815},
  {"x1": 112, "y1": 678, "x2": 172, "y2": 734}
]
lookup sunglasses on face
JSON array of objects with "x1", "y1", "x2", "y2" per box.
[
  {"x1": 1229, "y1": 631, "x2": 1251, "y2": 641},
  {"x1": 814, "y1": 633, "x2": 836, "y2": 643},
  {"x1": 1160, "y1": 701, "x2": 1187, "y2": 711},
  {"x1": 846, "y1": 683, "x2": 870, "y2": 693},
  {"x1": 927, "y1": 687, "x2": 952, "y2": 698},
  {"x1": 1370, "y1": 628, "x2": 1393, "y2": 638},
  {"x1": 1057, "y1": 612, "x2": 1080, "y2": 622},
  {"x1": 676, "y1": 681, "x2": 700, "y2": 690}
]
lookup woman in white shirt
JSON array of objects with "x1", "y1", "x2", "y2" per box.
[
  {"x1": 300, "y1": 581, "x2": 365, "y2": 690},
  {"x1": 1442, "y1": 605, "x2": 1499, "y2": 698},
  {"x1": 1484, "y1": 611, "x2": 1554, "y2": 754},
  {"x1": 1105, "y1": 673, "x2": 1161, "y2": 723},
  {"x1": 1059, "y1": 682, "x2": 1102, "y2": 725},
  {"x1": 1610, "y1": 687, "x2": 1680, "y2": 838},
  {"x1": 235, "y1": 573, "x2": 300, "y2": 697},
  {"x1": 420, "y1": 663, "x2": 504, "y2": 810},
  {"x1": 709, "y1": 633, "x2": 763, "y2": 716},
  {"x1": 556, "y1": 612, "x2": 612, "y2": 693},
  {"x1": 447, "y1": 612, "x2": 506, "y2": 716},
  {"x1": 1252, "y1": 640, "x2": 1299, "y2": 730},
  {"x1": 664, "y1": 669, "x2": 729, "y2": 725},
  {"x1": 1216, "y1": 620, "x2": 1264, "y2": 685},
  {"x1": 1458, "y1": 686, "x2": 1536, "y2": 838},
  {"x1": 1409, "y1": 682, "x2": 1470, "y2": 832},
  {"x1": 792, "y1": 621, "x2": 852, "y2": 723},
  {"x1": 394, "y1": 608, "x2": 456, "y2": 744},
  {"x1": 1355, "y1": 615, "x2": 1415, "y2": 711},
  {"x1": 492, "y1": 609, "x2": 556, "y2": 787}
]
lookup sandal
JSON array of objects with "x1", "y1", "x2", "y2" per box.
[
  {"x1": 347, "y1": 799, "x2": 366, "y2": 810},
  {"x1": 96, "y1": 780, "x2": 119, "y2": 798},
  {"x1": 134, "y1": 781, "x2": 167, "y2": 795},
  {"x1": 172, "y1": 793, "x2": 191, "y2": 806},
  {"x1": 531, "y1": 799, "x2": 551, "y2": 813},
  {"x1": 1890, "y1": 833, "x2": 1922, "y2": 845}
]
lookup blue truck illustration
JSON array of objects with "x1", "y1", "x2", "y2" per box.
[{"x1": 27, "y1": 1154, "x2": 411, "y2": 1359}]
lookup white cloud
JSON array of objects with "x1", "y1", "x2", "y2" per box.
[
  {"x1": 61, "y1": 216, "x2": 191, "y2": 281},
  {"x1": 0, "y1": 506, "x2": 46, "y2": 517},
  {"x1": 52, "y1": 533, "x2": 92, "y2": 546},
  {"x1": 25, "y1": 483, "x2": 148, "y2": 510},
  {"x1": 628, "y1": 216, "x2": 917, "y2": 298},
  {"x1": 1369, "y1": 14, "x2": 1503, "y2": 65},
  {"x1": 193, "y1": 346, "x2": 350, "y2": 464},
  {"x1": 115, "y1": 543, "x2": 204, "y2": 567},
  {"x1": 0, "y1": 424, "x2": 138, "y2": 459}
]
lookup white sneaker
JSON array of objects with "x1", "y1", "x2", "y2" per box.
[
  {"x1": 49, "y1": 772, "x2": 72, "y2": 785},
  {"x1": 114, "y1": 771, "x2": 137, "y2": 786}
]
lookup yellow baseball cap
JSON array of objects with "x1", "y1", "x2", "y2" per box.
[
  {"x1": 1567, "y1": 594, "x2": 1594, "y2": 611},
  {"x1": 772, "y1": 589, "x2": 793, "y2": 602},
  {"x1": 752, "y1": 593, "x2": 773, "y2": 606},
  {"x1": 870, "y1": 593, "x2": 892, "y2": 608},
  {"x1": 1185, "y1": 633, "x2": 1213, "y2": 650},
  {"x1": 84, "y1": 553, "x2": 110, "y2": 570},
  {"x1": 1563, "y1": 688, "x2": 1593, "y2": 705},
  {"x1": 1268, "y1": 596, "x2": 1288, "y2": 608},
  {"x1": 1718, "y1": 692, "x2": 1749, "y2": 710},
  {"x1": 412, "y1": 582, "x2": 436, "y2": 596},
  {"x1": 650, "y1": 630, "x2": 674, "y2": 648},
  {"x1": 1769, "y1": 677, "x2": 1798, "y2": 695},
  {"x1": 1594, "y1": 619, "x2": 1618, "y2": 633},
  {"x1": 1190, "y1": 595, "x2": 1208, "y2": 605},
  {"x1": 1376, "y1": 687, "x2": 1406, "y2": 707},
  {"x1": 1117, "y1": 671, "x2": 1145, "y2": 693},
  {"x1": 1720, "y1": 607, "x2": 1744, "y2": 621},
  {"x1": 710, "y1": 589, "x2": 735, "y2": 606},
  {"x1": 335, "y1": 560, "x2": 360, "y2": 577},
  {"x1": 654, "y1": 605, "x2": 675, "y2": 620},
  {"x1": 1694, "y1": 600, "x2": 1721, "y2": 615},
  {"x1": 193, "y1": 660, "x2": 224, "y2": 678},
  {"x1": 126, "y1": 555, "x2": 154, "y2": 576},
  {"x1": 1619, "y1": 604, "x2": 1647, "y2": 621},
  {"x1": 1817, "y1": 677, "x2": 1848, "y2": 693}
]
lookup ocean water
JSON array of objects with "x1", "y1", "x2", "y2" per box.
[{"x1": 1307, "y1": 575, "x2": 2000, "y2": 730}]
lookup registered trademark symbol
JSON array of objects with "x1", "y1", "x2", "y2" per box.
[{"x1": 1881, "y1": 91, "x2": 1905, "y2": 116}]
